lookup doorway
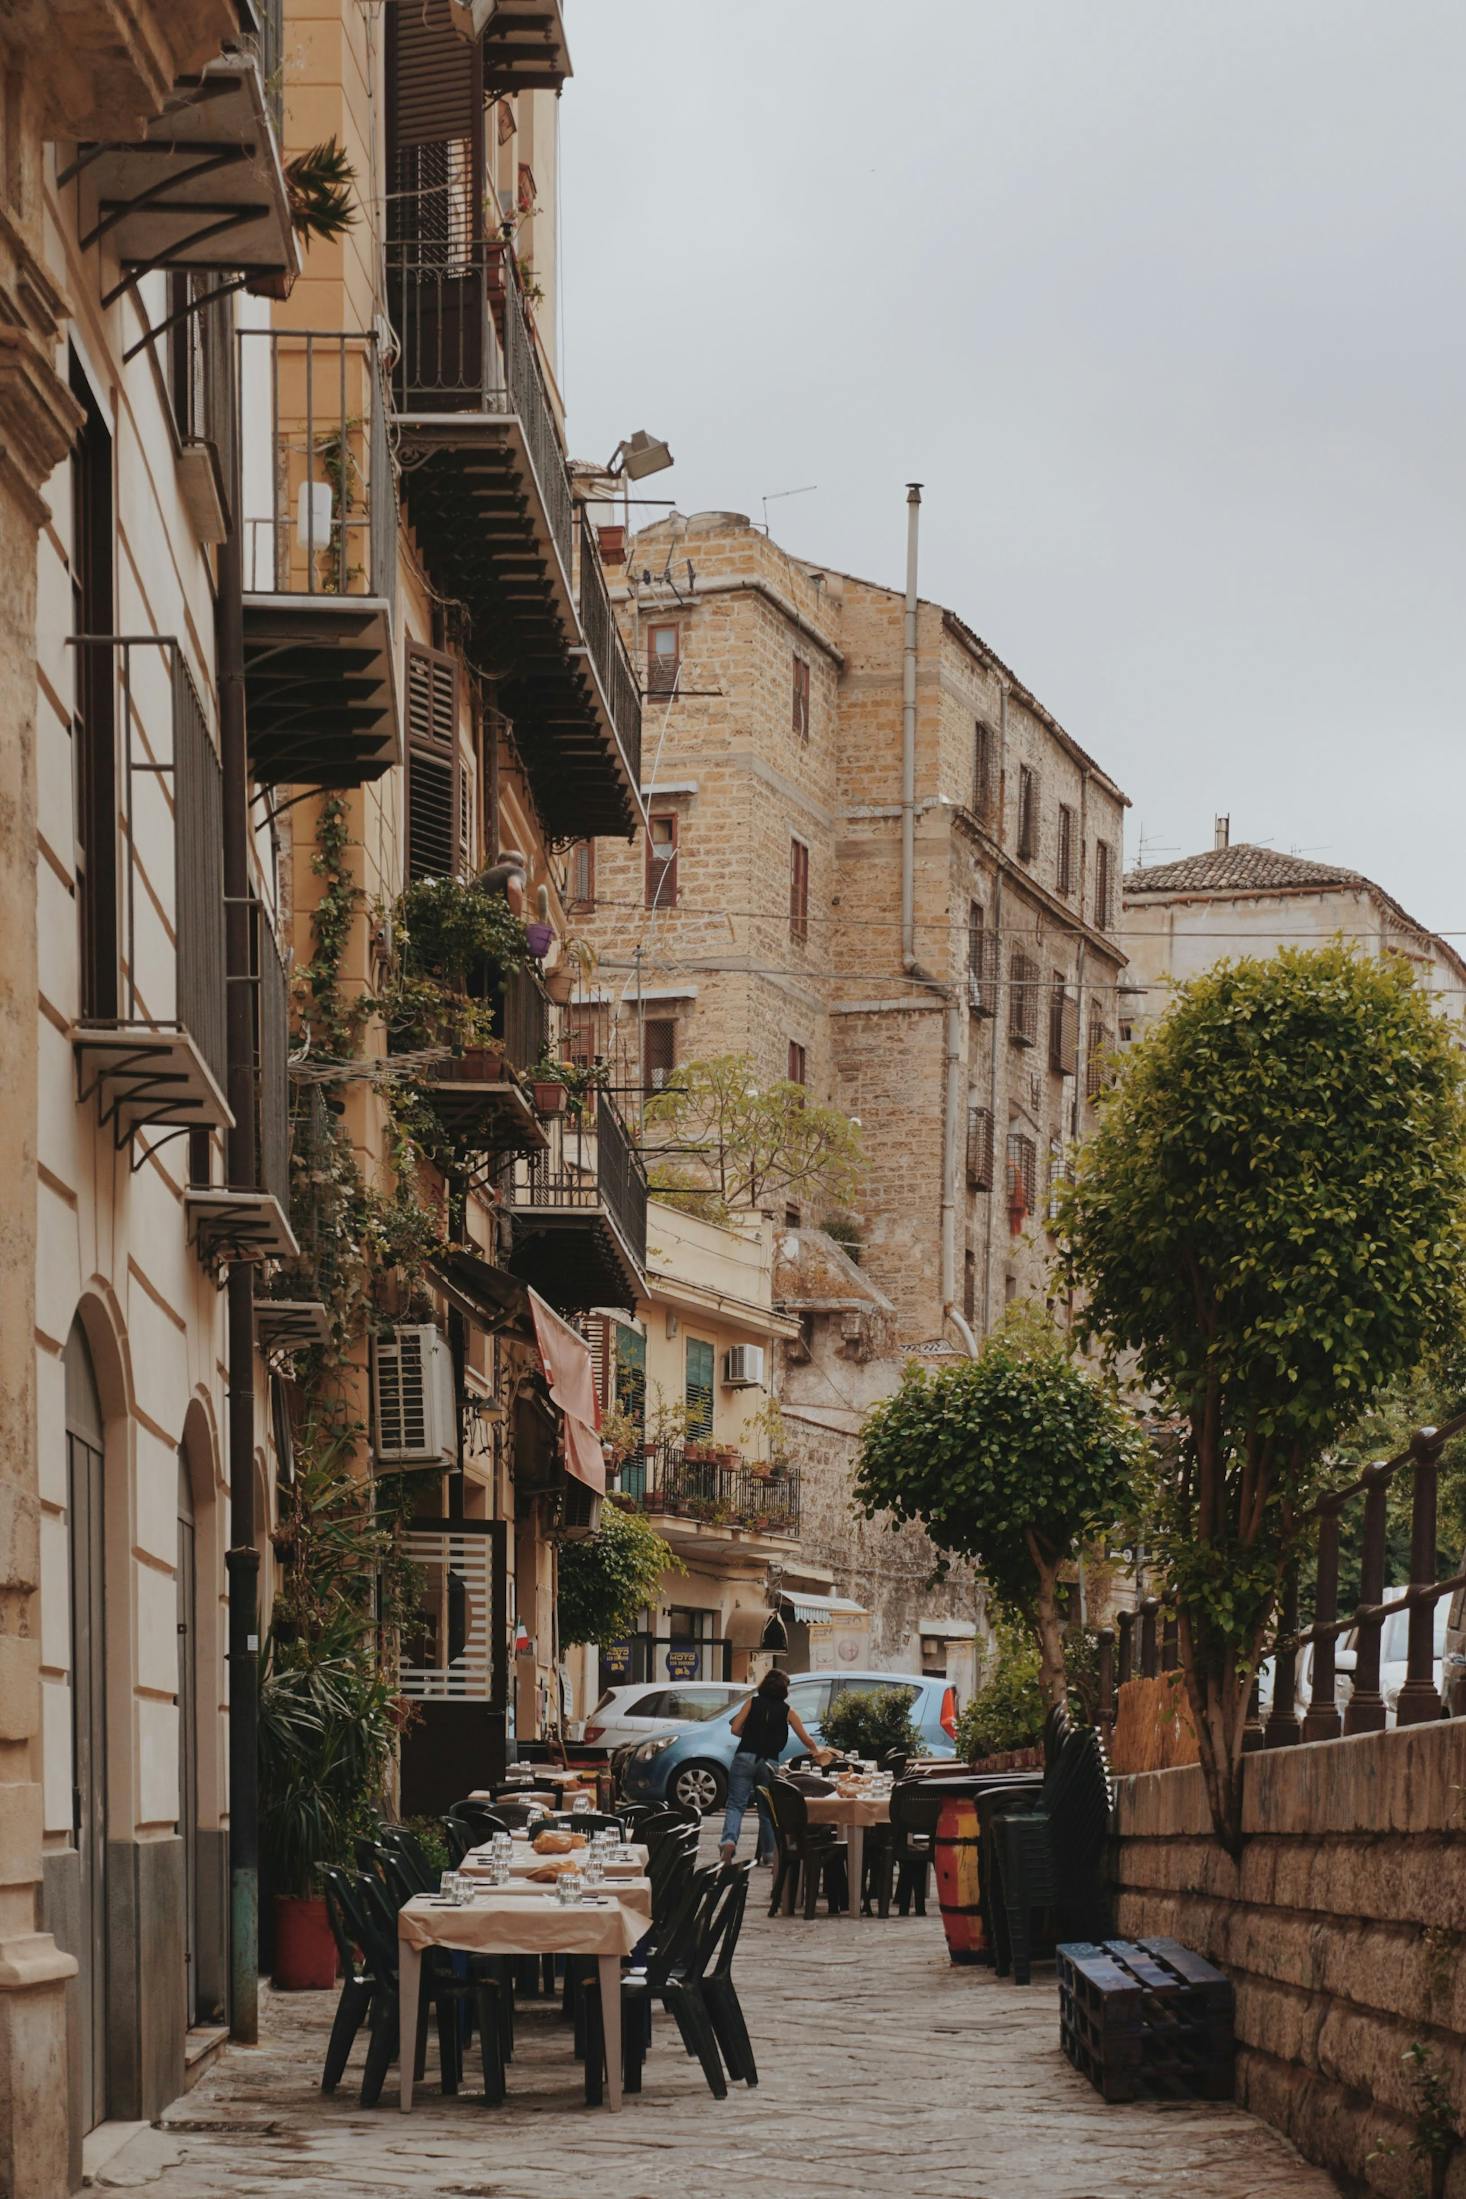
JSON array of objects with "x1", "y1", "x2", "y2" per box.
[
  {"x1": 177, "y1": 1452, "x2": 200, "y2": 2026},
  {"x1": 65, "y1": 1319, "x2": 108, "y2": 2132}
]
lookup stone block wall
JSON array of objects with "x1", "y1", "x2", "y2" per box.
[{"x1": 1112, "y1": 1722, "x2": 1466, "y2": 2199}]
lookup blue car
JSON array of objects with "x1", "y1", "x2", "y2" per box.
[{"x1": 616, "y1": 1669, "x2": 958, "y2": 1815}]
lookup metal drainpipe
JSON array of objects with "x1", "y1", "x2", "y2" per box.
[
  {"x1": 979, "y1": 685, "x2": 1009, "y2": 1339},
  {"x1": 900, "y1": 484, "x2": 921, "y2": 974},
  {"x1": 218, "y1": 325, "x2": 259, "y2": 2045}
]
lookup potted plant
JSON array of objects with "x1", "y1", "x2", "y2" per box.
[
  {"x1": 259, "y1": 1627, "x2": 396, "y2": 1989},
  {"x1": 530, "y1": 1053, "x2": 571, "y2": 1115},
  {"x1": 545, "y1": 934, "x2": 596, "y2": 1007}
]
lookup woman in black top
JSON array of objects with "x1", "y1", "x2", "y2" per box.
[{"x1": 719, "y1": 1669, "x2": 831, "y2": 1863}]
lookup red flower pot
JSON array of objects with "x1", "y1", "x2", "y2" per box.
[
  {"x1": 271, "y1": 1894, "x2": 338, "y2": 1991},
  {"x1": 532, "y1": 1080, "x2": 568, "y2": 1115}
]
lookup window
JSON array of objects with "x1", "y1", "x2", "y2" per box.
[
  {"x1": 827, "y1": 1678, "x2": 917, "y2": 1710},
  {"x1": 70, "y1": 356, "x2": 117, "y2": 1020},
  {"x1": 1008, "y1": 948, "x2": 1039, "y2": 1046},
  {"x1": 966, "y1": 1102, "x2": 994, "y2": 1190},
  {"x1": 1017, "y1": 764, "x2": 1038, "y2": 861},
  {"x1": 1046, "y1": 1136, "x2": 1067, "y2": 1228},
  {"x1": 1049, "y1": 977, "x2": 1078, "y2": 1075},
  {"x1": 643, "y1": 1017, "x2": 676, "y2": 1093},
  {"x1": 458, "y1": 745, "x2": 477, "y2": 874},
  {"x1": 568, "y1": 839, "x2": 595, "y2": 910},
  {"x1": 647, "y1": 623, "x2": 680, "y2": 696},
  {"x1": 1086, "y1": 1015, "x2": 1112, "y2": 1101},
  {"x1": 963, "y1": 1248, "x2": 977, "y2": 1322},
  {"x1": 787, "y1": 1041, "x2": 807, "y2": 1086},
  {"x1": 787, "y1": 1679, "x2": 831, "y2": 1724},
  {"x1": 973, "y1": 722, "x2": 995, "y2": 821},
  {"x1": 1006, "y1": 1131, "x2": 1037, "y2": 1228},
  {"x1": 789, "y1": 836, "x2": 810, "y2": 943},
  {"x1": 1057, "y1": 804, "x2": 1075, "y2": 896},
  {"x1": 684, "y1": 1337, "x2": 715, "y2": 1440},
  {"x1": 405, "y1": 640, "x2": 459, "y2": 881},
  {"x1": 968, "y1": 899, "x2": 997, "y2": 1012},
  {"x1": 1094, "y1": 839, "x2": 1114, "y2": 929},
  {"x1": 646, "y1": 811, "x2": 678, "y2": 907},
  {"x1": 792, "y1": 654, "x2": 811, "y2": 740}
]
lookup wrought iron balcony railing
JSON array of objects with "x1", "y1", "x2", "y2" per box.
[
  {"x1": 505, "y1": 1086, "x2": 648, "y2": 1306},
  {"x1": 577, "y1": 510, "x2": 643, "y2": 791},
  {"x1": 240, "y1": 327, "x2": 397, "y2": 607},
  {"x1": 616, "y1": 1440, "x2": 802, "y2": 1539}
]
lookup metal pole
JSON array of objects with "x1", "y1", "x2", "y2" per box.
[
  {"x1": 219, "y1": 320, "x2": 259, "y2": 2041},
  {"x1": 899, "y1": 483, "x2": 921, "y2": 972}
]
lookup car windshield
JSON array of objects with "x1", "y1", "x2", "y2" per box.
[{"x1": 661, "y1": 1689, "x2": 745, "y2": 1721}]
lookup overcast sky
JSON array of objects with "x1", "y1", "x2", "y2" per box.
[{"x1": 560, "y1": 2, "x2": 1464, "y2": 939}]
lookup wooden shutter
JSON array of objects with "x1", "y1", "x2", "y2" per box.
[
  {"x1": 789, "y1": 837, "x2": 809, "y2": 942},
  {"x1": 1049, "y1": 979, "x2": 1078, "y2": 1074},
  {"x1": 966, "y1": 1103, "x2": 994, "y2": 1190},
  {"x1": 1095, "y1": 840, "x2": 1114, "y2": 928},
  {"x1": 792, "y1": 655, "x2": 810, "y2": 738},
  {"x1": 405, "y1": 640, "x2": 459, "y2": 881},
  {"x1": 1009, "y1": 948, "x2": 1038, "y2": 1045},
  {"x1": 646, "y1": 813, "x2": 678, "y2": 907},
  {"x1": 973, "y1": 722, "x2": 994, "y2": 821},
  {"x1": 787, "y1": 1040, "x2": 806, "y2": 1086},
  {"x1": 1057, "y1": 805, "x2": 1075, "y2": 896},
  {"x1": 1017, "y1": 766, "x2": 1038, "y2": 860},
  {"x1": 643, "y1": 1017, "x2": 676, "y2": 1092},
  {"x1": 684, "y1": 1337, "x2": 714, "y2": 1441},
  {"x1": 386, "y1": 0, "x2": 480, "y2": 152},
  {"x1": 569, "y1": 839, "x2": 595, "y2": 908}
]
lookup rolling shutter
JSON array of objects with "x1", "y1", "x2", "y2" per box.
[
  {"x1": 406, "y1": 641, "x2": 459, "y2": 881},
  {"x1": 386, "y1": 0, "x2": 480, "y2": 151}
]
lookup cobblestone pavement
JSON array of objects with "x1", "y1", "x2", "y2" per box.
[{"x1": 92, "y1": 1873, "x2": 1341, "y2": 2199}]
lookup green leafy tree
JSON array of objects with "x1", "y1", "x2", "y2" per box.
[
  {"x1": 854, "y1": 1312, "x2": 1143, "y2": 1705},
  {"x1": 1062, "y1": 946, "x2": 1466, "y2": 1853},
  {"x1": 644, "y1": 1053, "x2": 863, "y2": 1221},
  {"x1": 557, "y1": 1498, "x2": 680, "y2": 1648}
]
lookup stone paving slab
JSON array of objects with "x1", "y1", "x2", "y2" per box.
[{"x1": 90, "y1": 1875, "x2": 1342, "y2": 2199}]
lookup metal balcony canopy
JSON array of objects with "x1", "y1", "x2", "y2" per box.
[
  {"x1": 470, "y1": 0, "x2": 572, "y2": 90},
  {"x1": 70, "y1": 55, "x2": 297, "y2": 292},
  {"x1": 185, "y1": 1187, "x2": 300, "y2": 1270},
  {"x1": 242, "y1": 597, "x2": 400, "y2": 789}
]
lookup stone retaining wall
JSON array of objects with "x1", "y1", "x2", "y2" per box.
[{"x1": 1112, "y1": 1720, "x2": 1466, "y2": 2197}]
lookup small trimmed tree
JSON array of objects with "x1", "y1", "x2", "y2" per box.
[
  {"x1": 854, "y1": 1312, "x2": 1142, "y2": 1705},
  {"x1": 556, "y1": 1498, "x2": 679, "y2": 1649},
  {"x1": 1062, "y1": 945, "x2": 1466, "y2": 1853}
]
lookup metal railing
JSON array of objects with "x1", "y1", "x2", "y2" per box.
[
  {"x1": 577, "y1": 510, "x2": 643, "y2": 789},
  {"x1": 70, "y1": 638, "x2": 227, "y2": 1097},
  {"x1": 617, "y1": 1440, "x2": 802, "y2": 1537},
  {"x1": 507, "y1": 1086, "x2": 648, "y2": 1273},
  {"x1": 501, "y1": 966, "x2": 548, "y2": 1077},
  {"x1": 254, "y1": 900, "x2": 291, "y2": 1208},
  {"x1": 1101, "y1": 1411, "x2": 1466, "y2": 1741},
  {"x1": 239, "y1": 328, "x2": 396, "y2": 609},
  {"x1": 385, "y1": 239, "x2": 573, "y2": 582}
]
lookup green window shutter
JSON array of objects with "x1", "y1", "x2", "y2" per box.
[
  {"x1": 684, "y1": 1338, "x2": 714, "y2": 1440},
  {"x1": 615, "y1": 1325, "x2": 646, "y2": 1439}
]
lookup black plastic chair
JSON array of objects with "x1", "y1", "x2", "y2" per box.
[
  {"x1": 580, "y1": 1862, "x2": 733, "y2": 2105},
  {"x1": 378, "y1": 1826, "x2": 438, "y2": 1892},
  {"x1": 989, "y1": 1721, "x2": 1113, "y2": 1984},
  {"x1": 761, "y1": 1780, "x2": 848, "y2": 1918},
  {"x1": 319, "y1": 1868, "x2": 378, "y2": 2092},
  {"x1": 339, "y1": 1871, "x2": 506, "y2": 2107},
  {"x1": 697, "y1": 1861, "x2": 757, "y2": 2085}
]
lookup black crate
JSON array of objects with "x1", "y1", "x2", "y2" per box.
[{"x1": 1058, "y1": 1938, "x2": 1235, "y2": 2103}]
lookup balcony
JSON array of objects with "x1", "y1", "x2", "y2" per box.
[
  {"x1": 505, "y1": 1087, "x2": 648, "y2": 1311},
  {"x1": 240, "y1": 329, "x2": 400, "y2": 790},
  {"x1": 386, "y1": 241, "x2": 641, "y2": 836},
  {"x1": 474, "y1": 1, "x2": 572, "y2": 91},
  {"x1": 62, "y1": 53, "x2": 296, "y2": 309},
  {"x1": 616, "y1": 1440, "x2": 802, "y2": 1554},
  {"x1": 410, "y1": 967, "x2": 550, "y2": 1161},
  {"x1": 70, "y1": 640, "x2": 233, "y2": 1147},
  {"x1": 186, "y1": 900, "x2": 298, "y2": 1267}
]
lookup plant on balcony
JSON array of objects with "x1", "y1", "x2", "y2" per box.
[
  {"x1": 644, "y1": 1053, "x2": 863, "y2": 1223},
  {"x1": 1061, "y1": 944, "x2": 1466, "y2": 1854},
  {"x1": 285, "y1": 138, "x2": 358, "y2": 245},
  {"x1": 379, "y1": 878, "x2": 532, "y2": 1057},
  {"x1": 746, "y1": 1397, "x2": 794, "y2": 1477},
  {"x1": 556, "y1": 1495, "x2": 680, "y2": 1647}
]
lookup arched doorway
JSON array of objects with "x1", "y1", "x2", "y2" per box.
[
  {"x1": 65, "y1": 1317, "x2": 108, "y2": 2131},
  {"x1": 176, "y1": 1451, "x2": 199, "y2": 2026}
]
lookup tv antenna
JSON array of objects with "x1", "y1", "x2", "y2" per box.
[{"x1": 761, "y1": 484, "x2": 818, "y2": 534}]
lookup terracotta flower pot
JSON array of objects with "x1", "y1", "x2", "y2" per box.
[
  {"x1": 544, "y1": 964, "x2": 576, "y2": 1006},
  {"x1": 456, "y1": 1047, "x2": 505, "y2": 1083},
  {"x1": 272, "y1": 1894, "x2": 338, "y2": 1991},
  {"x1": 532, "y1": 1079, "x2": 568, "y2": 1115}
]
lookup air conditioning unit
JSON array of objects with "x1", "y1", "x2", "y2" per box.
[
  {"x1": 722, "y1": 1343, "x2": 765, "y2": 1389},
  {"x1": 372, "y1": 1324, "x2": 457, "y2": 1466}
]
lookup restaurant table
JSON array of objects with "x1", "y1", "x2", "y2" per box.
[
  {"x1": 397, "y1": 1884, "x2": 649, "y2": 2111},
  {"x1": 460, "y1": 1847, "x2": 652, "y2": 1916},
  {"x1": 802, "y1": 1790, "x2": 892, "y2": 1920}
]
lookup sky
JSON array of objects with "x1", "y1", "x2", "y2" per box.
[{"x1": 559, "y1": 2, "x2": 1465, "y2": 940}]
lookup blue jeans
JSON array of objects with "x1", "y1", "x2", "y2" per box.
[{"x1": 721, "y1": 1750, "x2": 775, "y2": 1860}]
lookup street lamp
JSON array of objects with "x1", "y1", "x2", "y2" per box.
[{"x1": 605, "y1": 430, "x2": 674, "y2": 482}]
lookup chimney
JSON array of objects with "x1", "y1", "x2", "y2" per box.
[{"x1": 1214, "y1": 815, "x2": 1231, "y2": 851}]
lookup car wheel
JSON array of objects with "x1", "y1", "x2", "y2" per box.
[{"x1": 671, "y1": 1761, "x2": 726, "y2": 1814}]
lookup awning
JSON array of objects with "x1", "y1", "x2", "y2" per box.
[
  {"x1": 919, "y1": 1618, "x2": 977, "y2": 1641},
  {"x1": 782, "y1": 1592, "x2": 871, "y2": 1626},
  {"x1": 431, "y1": 1248, "x2": 535, "y2": 1340},
  {"x1": 529, "y1": 1290, "x2": 604, "y2": 1495}
]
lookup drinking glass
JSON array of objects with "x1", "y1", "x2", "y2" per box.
[
  {"x1": 439, "y1": 1871, "x2": 456, "y2": 1901},
  {"x1": 571, "y1": 1792, "x2": 590, "y2": 1814}
]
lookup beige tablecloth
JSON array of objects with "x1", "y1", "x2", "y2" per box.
[
  {"x1": 399, "y1": 1887, "x2": 647, "y2": 1957},
  {"x1": 804, "y1": 1791, "x2": 892, "y2": 1831},
  {"x1": 462, "y1": 1839, "x2": 650, "y2": 1879}
]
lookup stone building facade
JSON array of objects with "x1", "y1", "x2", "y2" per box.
[
  {"x1": 1122, "y1": 832, "x2": 1466, "y2": 1041},
  {"x1": 574, "y1": 506, "x2": 1129, "y2": 1674}
]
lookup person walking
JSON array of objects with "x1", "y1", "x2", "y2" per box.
[{"x1": 719, "y1": 1669, "x2": 831, "y2": 1863}]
